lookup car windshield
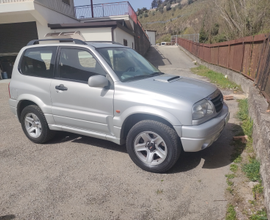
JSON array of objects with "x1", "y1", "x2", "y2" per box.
[{"x1": 96, "y1": 47, "x2": 162, "y2": 82}]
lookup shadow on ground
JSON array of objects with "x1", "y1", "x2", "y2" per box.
[
  {"x1": 144, "y1": 46, "x2": 171, "y2": 67},
  {"x1": 46, "y1": 123, "x2": 244, "y2": 174},
  {"x1": 0, "y1": 215, "x2": 16, "y2": 220}
]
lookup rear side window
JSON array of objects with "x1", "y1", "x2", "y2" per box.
[{"x1": 20, "y1": 47, "x2": 56, "y2": 78}]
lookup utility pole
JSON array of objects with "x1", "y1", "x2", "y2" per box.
[{"x1": 91, "y1": 0, "x2": 94, "y2": 18}]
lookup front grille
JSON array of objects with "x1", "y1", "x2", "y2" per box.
[{"x1": 211, "y1": 92, "x2": 223, "y2": 113}]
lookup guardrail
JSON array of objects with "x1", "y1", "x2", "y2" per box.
[{"x1": 178, "y1": 34, "x2": 270, "y2": 103}]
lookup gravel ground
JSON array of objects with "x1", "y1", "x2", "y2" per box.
[{"x1": 0, "y1": 46, "x2": 240, "y2": 220}]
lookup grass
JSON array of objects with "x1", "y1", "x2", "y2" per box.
[
  {"x1": 253, "y1": 183, "x2": 264, "y2": 200},
  {"x1": 242, "y1": 158, "x2": 261, "y2": 182},
  {"x1": 226, "y1": 204, "x2": 237, "y2": 220},
  {"x1": 250, "y1": 208, "x2": 268, "y2": 220},
  {"x1": 230, "y1": 164, "x2": 238, "y2": 173},
  {"x1": 191, "y1": 65, "x2": 241, "y2": 91},
  {"x1": 227, "y1": 186, "x2": 234, "y2": 195},
  {"x1": 226, "y1": 174, "x2": 236, "y2": 179},
  {"x1": 237, "y1": 99, "x2": 253, "y2": 138}
]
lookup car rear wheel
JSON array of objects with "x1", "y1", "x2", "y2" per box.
[
  {"x1": 126, "y1": 120, "x2": 181, "y2": 173},
  {"x1": 21, "y1": 105, "x2": 55, "y2": 143}
]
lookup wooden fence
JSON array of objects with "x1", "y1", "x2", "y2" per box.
[{"x1": 178, "y1": 34, "x2": 270, "y2": 102}]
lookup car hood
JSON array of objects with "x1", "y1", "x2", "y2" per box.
[{"x1": 117, "y1": 74, "x2": 217, "y2": 104}]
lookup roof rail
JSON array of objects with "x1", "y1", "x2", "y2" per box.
[
  {"x1": 86, "y1": 41, "x2": 123, "y2": 45},
  {"x1": 27, "y1": 38, "x2": 87, "y2": 46}
]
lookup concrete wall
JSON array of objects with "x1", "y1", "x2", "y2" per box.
[
  {"x1": 0, "y1": 1, "x2": 78, "y2": 39},
  {"x1": 178, "y1": 45, "x2": 270, "y2": 219},
  {"x1": 0, "y1": 1, "x2": 34, "y2": 14},
  {"x1": 33, "y1": 3, "x2": 77, "y2": 25},
  {"x1": 114, "y1": 27, "x2": 134, "y2": 49},
  {"x1": 33, "y1": 2, "x2": 78, "y2": 38},
  {"x1": 146, "y1": 31, "x2": 156, "y2": 45},
  {"x1": 35, "y1": 0, "x2": 75, "y2": 18},
  {"x1": 50, "y1": 27, "x2": 112, "y2": 42}
]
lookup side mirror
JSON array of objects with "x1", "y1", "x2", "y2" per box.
[{"x1": 88, "y1": 75, "x2": 109, "y2": 88}]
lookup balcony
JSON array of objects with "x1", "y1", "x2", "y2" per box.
[{"x1": 75, "y1": 1, "x2": 137, "y2": 24}]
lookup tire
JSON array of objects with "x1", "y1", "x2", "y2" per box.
[
  {"x1": 20, "y1": 105, "x2": 55, "y2": 144},
  {"x1": 126, "y1": 120, "x2": 181, "y2": 173}
]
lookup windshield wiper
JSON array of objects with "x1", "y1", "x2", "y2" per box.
[
  {"x1": 150, "y1": 72, "x2": 164, "y2": 76},
  {"x1": 122, "y1": 72, "x2": 164, "y2": 82}
]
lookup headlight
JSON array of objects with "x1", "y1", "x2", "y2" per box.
[{"x1": 192, "y1": 99, "x2": 214, "y2": 121}]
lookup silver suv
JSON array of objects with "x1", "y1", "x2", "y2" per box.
[{"x1": 9, "y1": 39, "x2": 229, "y2": 173}]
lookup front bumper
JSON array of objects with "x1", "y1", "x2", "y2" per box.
[{"x1": 174, "y1": 103, "x2": 230, "y2": 152}]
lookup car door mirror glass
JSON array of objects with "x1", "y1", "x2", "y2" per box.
[{"x1": 88, "y1": 75, "x2": 109, "y2": 88}]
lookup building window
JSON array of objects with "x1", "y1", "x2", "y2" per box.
[
  {"x1": 62, "y1": 0, "x2": 70, "y2": 5},
  {"x1": 123, "y1": 39, "x2": 128, "y2": 46}
]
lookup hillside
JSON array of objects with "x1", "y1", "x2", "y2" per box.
[{"x1": 139, "y1": 0, "x2": 270, "y2": 44}]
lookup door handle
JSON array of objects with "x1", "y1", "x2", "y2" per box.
[{"x1": 55, "y1": 84, "x2": 68, "y2": 91}]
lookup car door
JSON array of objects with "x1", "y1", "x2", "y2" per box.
[{"x1": 50, "y1": 46, "x2": 114, "y2": 136}]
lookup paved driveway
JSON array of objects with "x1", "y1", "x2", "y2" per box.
[{"x1": 0, "y1": 46, "x2": 239, "y2": 220}]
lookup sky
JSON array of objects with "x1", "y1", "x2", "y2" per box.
[{"x1": 74, "y1": 0, "x2": 153, "y2": 11}]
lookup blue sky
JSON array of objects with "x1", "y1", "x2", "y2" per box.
[{"x1": 74, "y1": 0, "x2": 153, "y2": 10}]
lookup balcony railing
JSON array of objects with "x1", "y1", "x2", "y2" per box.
[
  {"x1": 75, "y1": 1, "x2": 137, "y2": 23},
  {"x1": 0, "y1": 0, "x2": 32, "y2": 3}
]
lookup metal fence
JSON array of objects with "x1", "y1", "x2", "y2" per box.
[
  {"x1": 179, "y1": 34, "x2": 199, "y2": 43},
  {"x1": 178, "y1": 34, "x2": 270, "y2": 103}
]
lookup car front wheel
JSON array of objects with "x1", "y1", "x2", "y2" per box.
[{"x1": 126, "y1": 120, "x2": 181, "y2": 173}]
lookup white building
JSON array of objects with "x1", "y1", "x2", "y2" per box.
[
  {"x1": 0, "y1": 0, "x2": 150, "y2": 78},
  {"x1": 0, "y1": 0, "x2": 78, "y2": 57}
]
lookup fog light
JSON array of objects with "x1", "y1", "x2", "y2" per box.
[
  {"x1": 202, "y1": 143, "x2": 210, "y2": 150},
  {"x1": 201, "y1": 138, "x2": 214, "y2": 150}
]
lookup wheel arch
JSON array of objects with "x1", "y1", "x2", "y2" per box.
[
  {"x1": 17, "y1": 100, "x2": 37, "y2": 123},
  {"x1": 16, "y1": 95, "x2": 48, "y2": 123},
  {"x1": 120, "y1": 113, "x2": 178, "y2": 142}
]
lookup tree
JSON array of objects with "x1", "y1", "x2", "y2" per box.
[
  {"x1": 151, "y1": 0, "x2": 158, "y2": 8},
  {"x1": 199, "y1": 28, "x2": 208, "y2": 43},
  {"x1": 166, "y1": 3, "x2": 171, "y2": 11},
  {"x1": 159, "y1": 7, "x2": 164, "y2": 13},
  {"x1": 213, "y1": 0, "x2": 270, "y2": 39},
  {"x1": 157, "y1": 0, "x2": 163, "y2": 7},
  {"x1": 137, "y1": 7, "x2": 148, "y2": 16}
]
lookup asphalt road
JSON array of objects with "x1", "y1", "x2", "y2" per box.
[{"x1": 0, "y1": 46, "x2": 240, "y2": 220}]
